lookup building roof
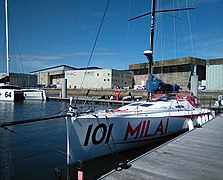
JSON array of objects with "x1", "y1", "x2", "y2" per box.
[
  {"x1": 77, "y1": 66, "x2": 102, "y2": 70},
  {"x1": 207, "y1": 58, "x2": 223, "y2": 65},
  {"x1": 31, "y1": 65, "x2": 103, "y2": 74},
  {"x1": 30, "y1": 65, "x2": 77, "y2": 73}
]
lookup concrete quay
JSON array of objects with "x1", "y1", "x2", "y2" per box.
[
  {"x1": 45, "y1": 88, "x2": 221, "y2": 101},
  {"x1": 47, "y1": 89, "x2": 223, "y2": 113}
]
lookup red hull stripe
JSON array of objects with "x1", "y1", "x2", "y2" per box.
[{"x1": 169, "y1": 113, "x2": 209, "y2": 119}]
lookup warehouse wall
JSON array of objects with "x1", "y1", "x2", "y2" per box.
[{"x1": 206, "y1": 64, "x2": 223, "y2": 90}]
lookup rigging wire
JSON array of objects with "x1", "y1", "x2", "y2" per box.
[
  {"x1": 7, "y1": 3, "x2": 17, "y2": 73},
  {"x1": 124, "y1": 0, "x2": 131, "y2": 68},
  {"x1": 0, "y1": 108, "x2": 69, "y2": 158},
  {"x1": 2, "y1": 125, "x2": 67, "y2": 157},
  {"x1": 185, "y1": 0, "x2": 194, "y2": 56},
  {"x1": 10, "y1": 23, "x2": 25, "y2": 74},
  {"x1": 173, "y1": 0, "x2": 177, "y2": 59},
  {"x1": 94, "y1": 114, "x2": 121, "y2": 168},
  {"x1": 9, "y1": 23, "x2": 18, "y2": 73},
  {"x1": 0, "y1": 103, "x2": 69, "y2": 128},
  {"x1": 75, "y1": 0, "x2": 111, "y2": 105},
  {"x1": 104, "y1": 116, "x2": 123, "y2": 167},
  {"x1": 3, "y1": 1, "x2": 25, "y2": 74}
]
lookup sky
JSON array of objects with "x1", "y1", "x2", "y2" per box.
[{"x1": 0, "y1": 0, "x2": 222, "y2": 74}]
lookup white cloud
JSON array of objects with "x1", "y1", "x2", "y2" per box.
[
  {"x1": 64, "y1": 50, "x2": 117, "y2": 57},
  {"x1": 16, "y1": 49, "x2": 117, "y2": 63},
  {"x1": 17, "y1": 54, "x2": 63, "y2": 61}
]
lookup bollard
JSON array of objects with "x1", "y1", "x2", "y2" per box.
[
  {"x1": 62, "y1": 78, "x2": 67, "y2": 98},
  {"x1": 115, "y1": 89, "x2": 121, "y2": 100}
]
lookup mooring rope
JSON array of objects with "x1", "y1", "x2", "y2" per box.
[
  {"x1": 75, "y1": 0, "x2": 111, "y2": 105},
  {"x1": 94, "y1": 114, "x2": 121, "y2": 168},
  {"x1": 2, "y1": 125, "x2": 68, "y2": 157},
  {"x1": 0, "y1": 114, "x2": 69, "y2": 128},
  {"x1": 104, "y1": 116, "x2": 122, "y2": 167}
]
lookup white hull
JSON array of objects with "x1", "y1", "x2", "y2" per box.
[
  {"x1": 66, "y1": 107, "x2": 211, "y2": 165},
  {"x1": 0, "y1": 89, "x2": 23, "y2": 101},
  {"x1": 22, "y1": 89, "x2": 46, "y2": 101},
  {"x1": 0, "y1": 87, "x2": 46, "y2": 101}
]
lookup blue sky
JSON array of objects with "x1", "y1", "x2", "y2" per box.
[{"x1": 0, "y1": 0, "x2": 222, "y2": 73}]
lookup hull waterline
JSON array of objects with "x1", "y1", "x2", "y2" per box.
[{"x1": 66, "y1": 109, "x2": 211, "y2": 165}]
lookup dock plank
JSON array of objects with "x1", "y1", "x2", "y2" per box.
[{"x1": 102, "y1": 115, "x2": 223, "y2": 179}]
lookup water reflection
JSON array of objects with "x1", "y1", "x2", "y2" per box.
[
  {"x1": 0, "y1": 100, "x2": 182, "y2": 179},
  {"x1": 0, "y1": 101, "x2": 15, "y2": 179},
  {"x1": 0, "y1": 100, "x2": 68, "y2": 179}
]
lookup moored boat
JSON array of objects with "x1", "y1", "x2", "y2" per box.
[
  {"x1": 0, "y1": 0, "x2": 46, "y2": 102},
  {"x1": 66, "y1": 93, "x2": 213, "y2": 165},
  {"x1": 0, "y1": 83, "x2": 47, "y2": 101},
  {"x1": 65, "y1": 0, "x2": 214, "y2": 165}
]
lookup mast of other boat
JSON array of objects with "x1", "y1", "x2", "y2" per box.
[{"x1": 0, "y1": 0, "x2": 46, "y2": 101}]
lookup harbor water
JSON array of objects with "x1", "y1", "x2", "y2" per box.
[
  {"x1": 0, "y1": 100, "x2": 183, "y2": 179},
  {"x1": 0, "y1": 100, "x2": 69, "y2": 179},
  {"x1": 0, "y1": 100, "x2": 125, "y2": 179}
]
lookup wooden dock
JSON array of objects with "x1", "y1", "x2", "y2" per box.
[{"x1": 101, "y1": 115, "x2": 223, "y2": 179}]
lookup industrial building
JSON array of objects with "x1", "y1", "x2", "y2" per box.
[
  {"x1": 206, "y1": 58, "x2": 223, "y2": 91},
  {"x1": 129, "y1": 57, "x2": 207, "y2": 91},
  {"x1": 30, "y1": 57, "x2": 223, "y2": 91},
  {"x1": 31, "y1": 65, "x2": 76, "y2": 88},
  {"x1": 65, "y1": 68, "x2": 133, "y2": 89},
  {"x1": 0, "y1": 73, "x2": 37, "y2": 87},
  {"x1": 31, "y1": 65, "x2": 133, "y2": 89}
]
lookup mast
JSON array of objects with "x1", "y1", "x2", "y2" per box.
[
  {"x1": 143, "y1": 0, "x2": 155, "y2": 76},
  {"x1": 143, "y1": 0, "x2": 156, "y2": 100},
  {"x1": 5, "y1": 0, "x2": 9, "y2": 77},
  {"x1": 142, "y1": 0, "x2": 155, "y2": 100},
  {"x1": 128, "y1": 1, "x2": 194, "y2": 99}
]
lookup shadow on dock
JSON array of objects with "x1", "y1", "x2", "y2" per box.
[{"x1": 67, "y1": 131, "x2": 185, "y2": 180}]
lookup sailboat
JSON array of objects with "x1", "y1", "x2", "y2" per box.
[
  {"x1": 65, "y1": 0, "x2": 214, "y2": 165},
  {"x1": 0, "y1": 0, "x2": 46, "y2": 101}
]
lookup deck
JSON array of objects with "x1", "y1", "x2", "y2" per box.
[{"x1": 101, "y1": 115, "x2": 223, "y2": 179}]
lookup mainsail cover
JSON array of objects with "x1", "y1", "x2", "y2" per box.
[{"x1": 146, "y1": 74, "x2": 180, "y2": 92}]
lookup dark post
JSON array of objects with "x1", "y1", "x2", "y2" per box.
[
  {"x1": 144, "y1": 0, "x2": 156, "y2": 100},
  {"x1": 77, "y1": 160, "x2": 84, "y2": 180},
  {"x1": 148, "y1": 0, "x2": 155, "y2": 74},
  {"x1": 54, "y1": 168, "x2": 62, "y2": 180}
]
